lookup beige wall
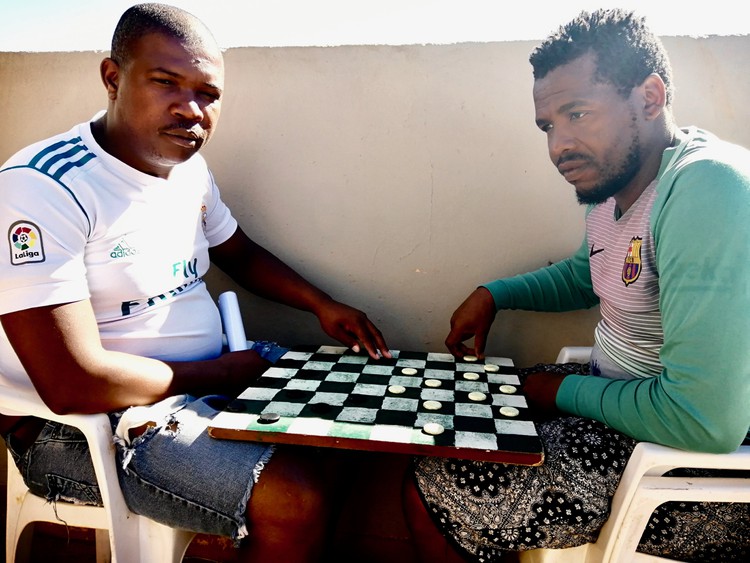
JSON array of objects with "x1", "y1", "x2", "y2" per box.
[{"x1": 1, "y1": 36, "x2": 748, "y2": 366}]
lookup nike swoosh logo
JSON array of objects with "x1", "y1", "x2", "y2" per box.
[{"x1": 589, "y1": 244, "x2": 605, "y2": 257}]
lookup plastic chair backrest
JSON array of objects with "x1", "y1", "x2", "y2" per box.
[{"x1": 591, "y1": 441, "x2": 750, "y2": 563}]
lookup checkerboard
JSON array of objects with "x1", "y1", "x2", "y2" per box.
[{"x1": 208, "y1": 345, "x2": 544, "y2": 465}]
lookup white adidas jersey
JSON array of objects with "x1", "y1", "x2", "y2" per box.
[{"x1": 0, "y1": 116, "x2": 237, "y2": 388}]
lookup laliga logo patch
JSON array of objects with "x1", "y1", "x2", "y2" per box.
[
  {"x1": 200, "y1": 203, "x2": 208, "y2": 234},
  {"x1": 622, "y1": 236, "x2": 642, "y2": 287},
  {"x1": 9, "y1": 221, "x2": 45, "y2": 265}
]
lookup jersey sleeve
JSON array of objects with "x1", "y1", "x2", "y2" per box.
[
  {"x1": 482, "y1": 238, "x2": 599, "y2": 312},
  {"x1": 0, "y1": 167, "x2": 91, "y2": 314},
  {"x1": 557, "y1": 157, "x2": 750, "y2": 452},
  {"x1": 202, "y1": 170, "x2": 238, "y2": 247}
]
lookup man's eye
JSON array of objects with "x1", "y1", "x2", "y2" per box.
[
  {"x1": 570, "y1": 111, "x2": 587, "y2": 121},
  {"x1": 201, "y1": 91, "x2": 221, "y2": 102}
]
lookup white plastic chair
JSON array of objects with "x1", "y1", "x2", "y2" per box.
[
  {"x1": 1, "y1": 384, "x2": 196, "y2": 563},
  {"x1": 0, "y1": 289, "x2": 247, "y2": 562},
  {"x1": 0, "y1": 291, "x2": 252, "y2": 563},
  {"x1": 2, "y1": 290, "x2": 249, "y2": 562},
  {"x1": 554, "y1": 345, "x2": 593, "y2": 364},
  {"x1": 519, "y1": 347, "x2": 750, "y2": 563}
]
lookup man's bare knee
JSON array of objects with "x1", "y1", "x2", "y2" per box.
[{"x1": 248, "y1": 447, "x2": 331, "y2": 528}]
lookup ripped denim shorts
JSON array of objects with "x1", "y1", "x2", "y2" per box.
[{"x1": 8, "y1": 394, "x2": 275, "y2": 542}]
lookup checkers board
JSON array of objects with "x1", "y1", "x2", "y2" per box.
[{"x1": 208, "y1": 345, "x2": 544, "y2": 465}]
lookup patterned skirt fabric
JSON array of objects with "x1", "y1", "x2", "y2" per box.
[{"x1": 413, "y1": 363, "x2": 750, "y2": 563}]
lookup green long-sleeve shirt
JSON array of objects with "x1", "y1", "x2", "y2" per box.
[{"x1": 484, "y1": 128, "x2": 750, "y2": 453}]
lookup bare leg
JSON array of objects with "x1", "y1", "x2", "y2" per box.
[
  {"x1": 239, "y1": 446, "x2": 348, "y2": 562},
  {"x1": 402, "y1": 472, "x2": 469, "y2": 563}
]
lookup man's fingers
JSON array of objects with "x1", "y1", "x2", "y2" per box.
[
  {"x1": 339, "y1": 320, "x2": 391, "y2": 360},
  {"x1": 473, "y1": 332, "x2": 488, "y2": 360},
  {"x1": 359, "y1": 320, "x2": 391, "y2": 359},
  {"x1": 445, "y1": 338, "x2": 471, "y2": 359}
]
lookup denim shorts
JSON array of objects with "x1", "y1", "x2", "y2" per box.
[{"x1": 8, "y1": 394, "x2": 275, "y2": 542}]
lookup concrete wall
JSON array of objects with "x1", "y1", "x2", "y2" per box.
[{"x1": 1, "y1": 35, "x2": 748, "y2": 366}]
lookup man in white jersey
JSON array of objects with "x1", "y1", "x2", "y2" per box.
[
  {"x1": 0, "y1": 4, "x2": 391, "y2": 561},
  {"x1": 405, "y1": 8, "x2": 750, "y2": 563}
]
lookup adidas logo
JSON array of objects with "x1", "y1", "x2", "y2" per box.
[{"x1": 110, "y1": 240, "x2": 138, "y2": 259}]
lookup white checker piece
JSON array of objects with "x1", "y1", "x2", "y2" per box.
[
  {"x1": 416, "y1": 412, "x2": 454, "y2": 430},
  {"x1": 422, "y1": 422, "x2": 445, "y2": 436}
]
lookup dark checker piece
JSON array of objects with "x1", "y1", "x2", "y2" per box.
[
  {"x1": 209, "y1": 345, "x2": 543, "y2": 465},
  {"x1": 258, "y1": 412, "x2": 281, "y2": 424}
]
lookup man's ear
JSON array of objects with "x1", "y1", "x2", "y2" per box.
[
  {"x1": 99, "y1": 57, "x2": 120, "y2": 100},
  {"x1": 639, "y1": 73, "x2": 667, "y2": 121}
]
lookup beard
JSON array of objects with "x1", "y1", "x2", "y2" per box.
[{"x1": 575, "y1": 135, "x2": 642, "y2": 206}]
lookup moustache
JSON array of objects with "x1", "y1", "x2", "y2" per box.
[{"x1": 556, "y1": 153, "x2": 591, "y2": 167}]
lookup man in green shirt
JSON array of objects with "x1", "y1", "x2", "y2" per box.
[{"x1": 405, "y1": 8, "x2": 749, "y2": 563}]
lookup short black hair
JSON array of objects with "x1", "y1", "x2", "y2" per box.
[
  {"x1": 110, "y1": 3, "x2": 216, "y2": 66},
  {"x1": 529, "y1": 9, "x2": 674, "y2": 107}
]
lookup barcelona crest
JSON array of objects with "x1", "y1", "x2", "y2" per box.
[{"x1": 622, "y1": 237, "x2": 642, "y2": 286}]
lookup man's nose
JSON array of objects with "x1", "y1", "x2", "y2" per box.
[
  {"x1": 548, "y1": 128, "x2": 576, "y2": 163},
  {"x1": 173, "y1": 98, "x2": 204, "y2": 122}
]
